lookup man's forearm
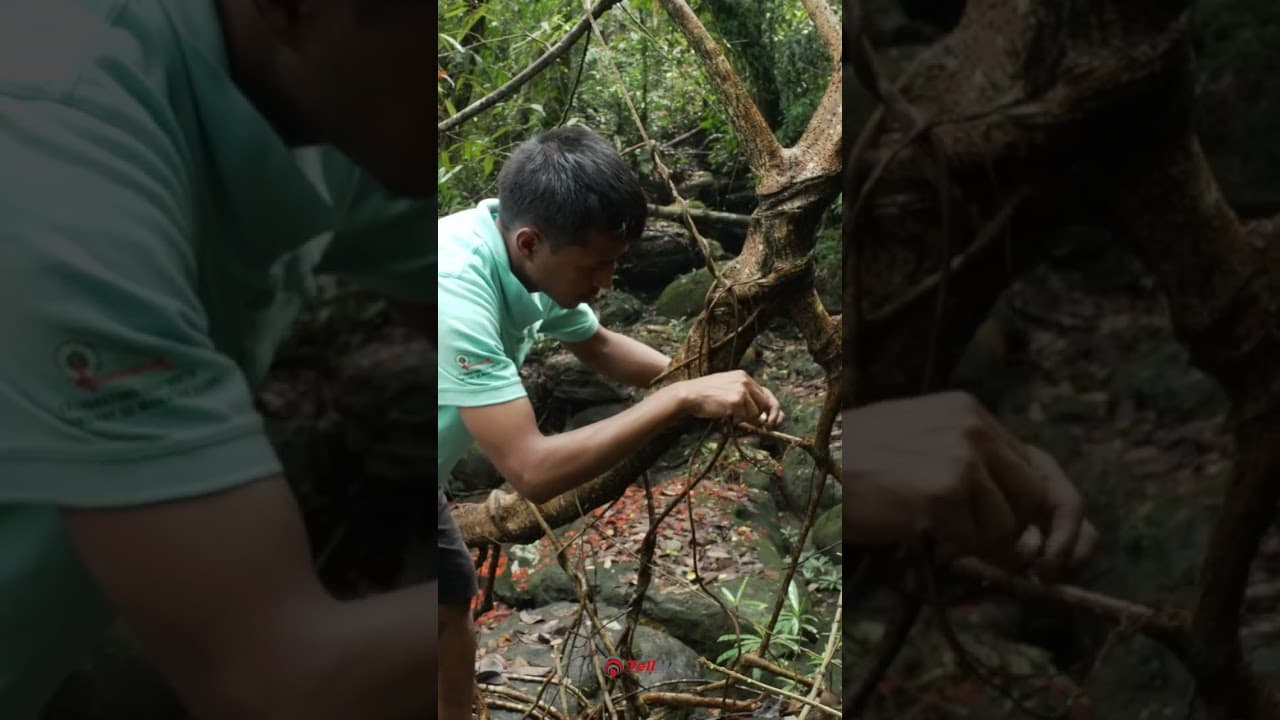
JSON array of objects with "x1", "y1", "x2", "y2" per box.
[
  {"x1": 518, "y1": 385, "x2": 686, "y2": 502},
  {"x1": 580, "y1": 329, "x2": 670, "y2": 387}
]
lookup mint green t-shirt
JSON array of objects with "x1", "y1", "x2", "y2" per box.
[
  {"x1": 0, "y1": 1, "x2": 434, "y2": 715},
  {"x1": 437, "y1": 199, "x2": 600, "y2": 486}
]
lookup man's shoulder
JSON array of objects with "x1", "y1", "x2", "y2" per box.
[
  {"x1": 0, "y1": 0, "x2": 183, "y2": 102},
  {"x1": 438, "y1": 201, "x2": 501, "y2": 277}
]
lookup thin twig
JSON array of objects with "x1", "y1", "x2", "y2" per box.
[
  {"x1": 698, "y1": 657, "x2": 842, "y2": 716},
  {"x1": 798, "y1": 588, "x2": 844, "y2": 720}
]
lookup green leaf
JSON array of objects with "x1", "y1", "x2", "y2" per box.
[{"x1": 438, "y1": 33, "x2": 465, "y2": 54}]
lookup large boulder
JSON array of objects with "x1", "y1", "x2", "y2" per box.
[
  {"x1": 655, "y1": 268, "x2": 714, "y2": 320},
  {"x1": 448, "y1": 444, "x2": 503, "y2": 500},
  {"x1": 539, "y1": 352, "x2": 631, "y2": 406},
  {"x1": 616, "y1": 220, "x2": 703, "y2": 294},
  {"x1": 475, "y1": 601, "x2": 708, "y2": 720},
  {"x1": 593, "y1": 289, "x2": 646, "y2": 328}
]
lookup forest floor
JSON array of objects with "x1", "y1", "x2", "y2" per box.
[{"x1": 850, "y1": 243, "x2": 1280, "y2": 719}]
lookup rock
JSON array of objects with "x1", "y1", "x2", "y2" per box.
[
  {"x1": 561, "y1": 612, "x2": 705, "y2": 705},
  {"x1": 778, "y1": 388, "x2": 822, "y2": 437},
  {"x1": 333, "y1": 338, "x2": 436, "y2": 479},
  {"x1": 541, "y1": 352, "x2": 630, "y2": 405},
  {"x1": 779, "y1": 449, "x2": 841, "y2": 516},
  {"x1": 494, "y1": 552, "x2": 575, "y2": 609},
  {"x1": 334, "y1": 337, "x2": 435, "y2": 421},
  {"x1": 616, "y1": 220, "x2": 703, "y2": 293},
  {"x1": 448, "y1": 444, "x2": 503, "y2": 499},
  {"x1": 1046, "y1": 388, "x2": 1112, "y2": 423},
  {"x1": 655, "y1": 268, "x2": 714, "y2": 319},
  {"x1": 809, "y1": 504, "x2": 842, "y2": 559},
  {"x1": 272, "y1": 330, "x2": 433, "y2": 594},
  {"x1": 593, "y1": 290, "x2": 645, "y2": 327},
  {"x1": 731, "y1": 481, "x2": 786, "y2": 553},
  {"x1": 477, "y1": 601, "x2": 706, "y2": 720},
  {"x1": 493, "y1": 528, "x2": 803, "y2": 658},
  {"x1": 677, "y1": 170, "x2": 717, "y2": 204},
  {"x1": 1107, "y1": 340, "x2": 1227, "y2": 423}
]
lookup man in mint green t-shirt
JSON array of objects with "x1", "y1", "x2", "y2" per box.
[
  {"x1": 437, "y1": 126, "x2": 786, "y2": 720},
  {"x1": 0, "y1": 1, "x2": 436, "y2": 717}
]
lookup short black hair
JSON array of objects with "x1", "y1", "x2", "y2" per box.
[{"x1": 497, "y1": 126, "x2": 647, "y2": 250}]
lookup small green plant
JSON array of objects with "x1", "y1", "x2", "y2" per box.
[
  {"x1": 799, "y1": 552, "x2": 842, "y2": 592},
  {"x1": 714, "y1": 577, "x2": 823, "y2": 679},
  {"x1": 715, "y1": 578, "x2": 768, "y2": 668},
  {"x1": 777, "y1": 527, "x2": 842, "y2": 593}
]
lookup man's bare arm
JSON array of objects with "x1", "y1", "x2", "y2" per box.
[
  {"x1": 459, "y1": 389, "x2": 686, "y2": 504},
  {"x1": 62, "y1": 475, "x2": 431, "y2": 719},
  {"x1": 562, "y1": 327, "x2": 670, "y2": 388},
  {"x1": 460, "y1": 369, "x2": 781, "y2": 504}
]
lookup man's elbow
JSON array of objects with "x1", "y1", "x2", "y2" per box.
[
  {"x1": 479, "y1": 433, "x2": 552, "y2": 505},
  {"x1": 505, "y1": 467, "x2": 556, "y2": 505}
]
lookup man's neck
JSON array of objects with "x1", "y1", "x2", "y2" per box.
[{"x1": 212, "y1": 0, "x2": 315, "y2": 147}]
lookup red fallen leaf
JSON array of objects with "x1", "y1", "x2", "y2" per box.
[{"x1": 478, "y1": 605, "x2": 513, "y2": 626}]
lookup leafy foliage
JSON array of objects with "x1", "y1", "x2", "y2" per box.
[
  {"x1": 437, "y1": 0, "x2": 830, "y2": 212},
  {"x1": 715, "y1": 577, "x2": 826, "y2": 689}
]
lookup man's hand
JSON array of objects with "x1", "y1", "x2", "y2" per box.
[
  {"x1": 842, "y1": 391, "x2": 1098, "y2": 579},
  {"x1": 672, "y1": 370, "x2": 785, "y2": 429}
]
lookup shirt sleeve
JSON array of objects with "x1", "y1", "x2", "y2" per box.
[
  {"x1": 0, "y1": 95, "x2": 282, "y2": 507},
  {"x1": 539, "y1": 301, "x2": 600, "y2": 343},
  {"x1": 437, "y1": 270, "x2": 528, "y2": 408},
  {"x1": 312, "y1": 158, "x2": 436, "y2": 303}
]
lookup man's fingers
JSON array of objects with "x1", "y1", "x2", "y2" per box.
[
  {"x1": 1013, "y1": 525, "x2": 1044, "y2": 567},
  {"x1": 742, "y1": 379, "x2": 776, "y2": 427},
  {"x1": 1071, "y1": 520, "x2": 1100, "y2": 567},
  {"x1": 736, "y1": 391, "x2": 763, "y2": 425},
  {"x1": 972, "y1": 429, "x2": 1045, "y2": 527},
  {"x1": 965, "y1": 462, "x2": 1020, "y2": 560},
  {"x1": 1029, "y1": 452, "x2": 1084, "y2": 577},
  {"x1": 761, "y1": 387, "x2": 783, "y2": 428}
]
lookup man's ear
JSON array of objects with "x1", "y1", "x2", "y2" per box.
[{"x1": 514, "y1": 227, "x2": 541, "y2": 257}]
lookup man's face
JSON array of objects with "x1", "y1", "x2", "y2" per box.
[
  {"x1": 261, "y1": 0, "x2": 432, "y2": 198},
  {"x1": 525, "y1": 228, "x2": 628, "y2": 310}
]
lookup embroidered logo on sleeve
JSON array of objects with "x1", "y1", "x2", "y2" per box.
[
  {"x1": 455, "y1": 354, "x2": 493, "y2": 372},
  {"x1": 53, "y1": 341, "x2": 219, "y2": 428},
  {"x1": 56, "y1": 342, "x2": 172, "y2": 392}
]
